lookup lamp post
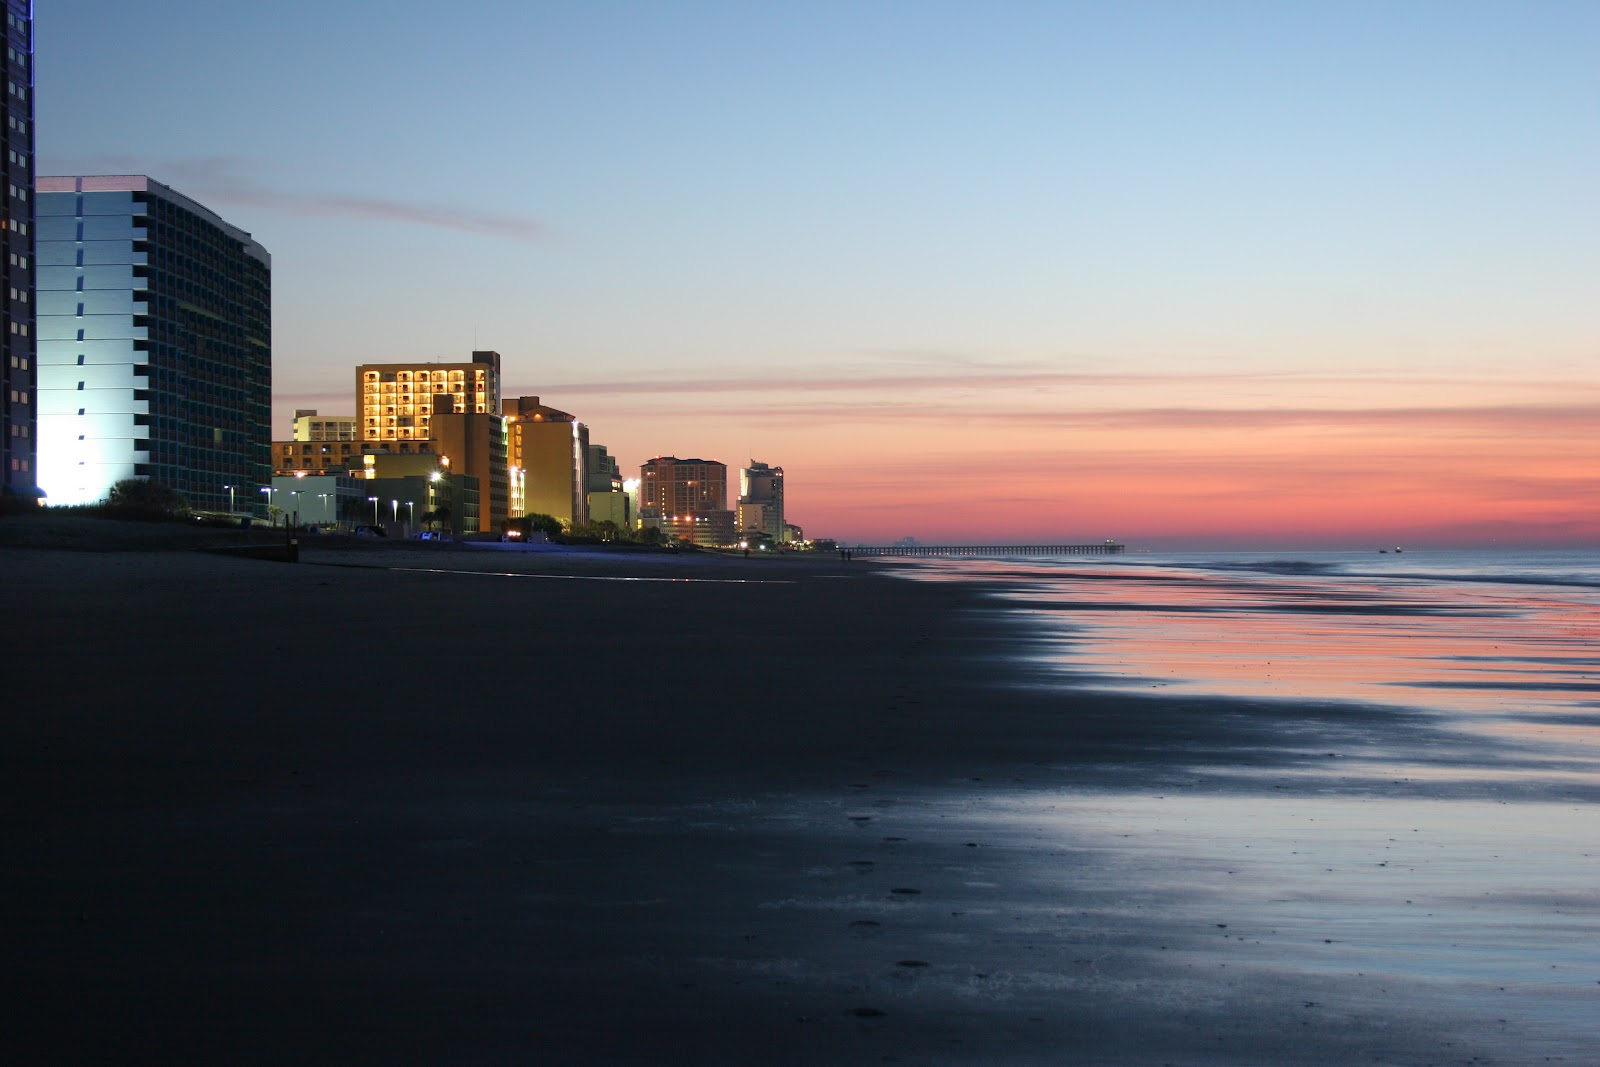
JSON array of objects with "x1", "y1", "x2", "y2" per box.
[
  {"x1": 260, "y1": 485, "x2": 274, "y2": 525},
  {"x1": 223, "y1": 484, "x2": 236, "y2": 514},
  {"x1": 391, "y1": 499, "x2": 399, "y2": 526},
  {"x1": 368, "y1": 496, "x2": 379, "y2": 526},
  {"x1": 289, "y1": 489, "x2": 302, "y2": 529},
  {"x1": 404, "y1": 500, "x2": 415, "y2": 534}
]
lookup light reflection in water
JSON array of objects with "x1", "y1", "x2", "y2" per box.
[{"x1": 893, "y1": 558, "x2": 1600, "y2": 776}]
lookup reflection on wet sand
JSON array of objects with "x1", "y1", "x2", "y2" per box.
[
  {"x1": 880, "y1": 557, "x2": 1600, "y2": 1059},
  {"x1": 907, "y1": 560, "x2": 1600, "y2": 786}
]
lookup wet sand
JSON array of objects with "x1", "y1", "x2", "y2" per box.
[{"x1": 3, "y1": 544, "x2": 1596, "y2": 1064}]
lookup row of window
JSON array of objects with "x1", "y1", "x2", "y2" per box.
[
  {"x1": 7, "y1": 387, "x2": 25, "y2": 403},
  {"x1": 364, "y1": 406, "x2": 487, "y2": 424},
  {"x1": 281, "y1": 442, "x2": 357, "y2": 455},
  {"x1": 6, "y1": 79, "x2": 24, "y2": 100},
  {"x1": 364, "y1": 382, "x2": 483, "y2": 392},
  {"x1": 363, "y1": 370, "x2": 478, "y2": 382}
]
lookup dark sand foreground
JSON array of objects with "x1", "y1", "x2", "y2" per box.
[{"x1": 3, "y1": 539, "x2": 1594, "y2": 1064}]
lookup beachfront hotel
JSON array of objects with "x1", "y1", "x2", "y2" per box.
[
  {"x1": 737, "y1": 460, "x2": 785, "y2": 544},
  {"x1": 355, "y1": 352, "x2": 507, "y2": 533},
  {"x1": 34, "y1": 175, "x2": 271, "y2": 509},
  {"x1": 0, "y1": 1, "x2": 34, "y2": 502},
  {"x1": 639, "y1": 455, "x2": 736, "y2": 547},
  {"x1": 502, "y1": 394, "x2": 588, "y2": 528}
]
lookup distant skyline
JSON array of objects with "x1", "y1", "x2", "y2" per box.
[{"x1": 38, "y1": 1, "x2": 1599, "y2": 547}]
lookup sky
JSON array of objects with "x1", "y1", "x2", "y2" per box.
[{"x1": 37, "y1": 1, "x2": 1600, "y2": 548}]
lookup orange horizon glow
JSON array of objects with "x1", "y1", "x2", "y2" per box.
[{"x1": 277, "y1": 365, "x2": 1599, "y2": 549}]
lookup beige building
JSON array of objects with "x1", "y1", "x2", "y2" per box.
[
  {"x1": 291, "y1": 409, "x2": 359, "y2": 442},
  {"x1": 503, "y1": 396, "x2": 588, "y2": 528},
  {"x1": 356, "y1": 352, "x2": 507, "y2": 533},
  {"x1": 274, "y1": 438, "x2": 366, "y2": 474}
]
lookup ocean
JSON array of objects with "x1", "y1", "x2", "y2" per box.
[
  {"x1": 877, "y1": 548, "x2": 1600, "y2": 1055},
  {"x1": 888, "y1": 548, "x2": 1600, "y2": 784}
]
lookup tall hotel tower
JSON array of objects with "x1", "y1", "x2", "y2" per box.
[
  {"x1": 737, "y1": 460, "x2": 785, "y2": 543},
  {"x1": 35, "y1": 176, "x2": 271, "y2": 508},
  {"x1": 1, "y1": 2, "x2": 34, "y2": 501},
  {"x1": 639, "y1": 455, "x2": 736, "y2": 547}
]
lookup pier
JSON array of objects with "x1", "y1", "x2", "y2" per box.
[{"x1": 848, "y1": 543, "x2": 1125, "y2": 558}]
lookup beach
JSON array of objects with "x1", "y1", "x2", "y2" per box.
[{"x1": 3, "y1": 535, "x2": 1596, "y2": 1064}]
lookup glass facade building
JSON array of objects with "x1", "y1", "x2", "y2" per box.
[
  {"x1": 35, "y1": 176, "x2": 271, "y2": 508},
  {"x1": 1, "y1": 1, "x2": 33, "y2": 499}
]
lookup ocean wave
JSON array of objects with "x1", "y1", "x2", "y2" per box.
[
  {"x1": 1338, "y1": 568, "x2": 1600, "y2": 589},
  {"x1": 1197, "y1": 559, "x2": 1344, "y2": 576}
]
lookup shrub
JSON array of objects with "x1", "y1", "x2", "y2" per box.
[{"x1": 104, "y1": 479, "x2": 191, "y2": 521}]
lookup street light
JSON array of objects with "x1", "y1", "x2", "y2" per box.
[
  {"x1": 404, "y1": 500, "x2": 415, "y2": 530},
  {"x1": 368, "y1": 496, "x2": 379, "y2": 526},
  {"x1": 260, "y1": 486, "x2": 274, "y2": 525},
  {"x1": 391, "y1": 499, "x2": 399, "y2": 525},
  {"x1": 223, "y1": 484, "x2": 236, "y2": 514},
  {"x1": 289, "y1": 489, "x2": 303, "y2": 528},
  {"x1": 317, "y1": 493, "x2": 332, "y2": 526}
]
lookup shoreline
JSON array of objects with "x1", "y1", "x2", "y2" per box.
[{"x1": 4, "y1": 545, "x2": 1594, "y2": 1063}]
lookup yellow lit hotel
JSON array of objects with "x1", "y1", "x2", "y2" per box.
[
  {"x1": 502, "y1": 396, "x2": 588, "y2": 528},
  {"x1": 354, "y1": 352, "x2": 508, "y2": 533}
]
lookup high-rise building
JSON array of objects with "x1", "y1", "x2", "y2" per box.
[
  {"x1": 737, "y1": 460, "x2": 785, "y2": 543},
  {"x1": 639, "y1": 455, "x2": 735, "y2": 547},
  {"x1": 35, "y1": 176, "x2": 271, "y2": 508},
  {"x1": 1, "y1": 2, "x2": 34, "y2": 502},
  {"x1": 503, "y1": 395, "x2": 587, "y2": 527},
  {"x1": 356, "y1": 351, "x2": 506, "y2": 532}
]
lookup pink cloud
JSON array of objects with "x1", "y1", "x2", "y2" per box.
[{"x1": 43, "y1": 154, "x2": 548, "y2": 244}]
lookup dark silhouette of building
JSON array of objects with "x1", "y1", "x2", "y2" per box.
[{"x1": 1, "y1": 2, "x2": 35, "y2": 501}]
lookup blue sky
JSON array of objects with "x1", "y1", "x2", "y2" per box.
[{"x1": 37, "y1": 1, "x2": 1600, "y2": 544}]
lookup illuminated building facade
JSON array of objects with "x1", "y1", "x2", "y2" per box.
[
  {"x1": 274, "y1": 437, "x2": 365, "y2": 474},
  {"x1": 585, "y1": 442, "x2": 629, "y2": 532},
  {"x1": 737, "y1": 460, "x2": 785, "y2": 543},
  {"x1": 35, "y1": 174, "x2": 271, "y2": 508},
  {"x1": 291, "y1": 408, "x2": 357, "y2": 441},
  {"x1": 639, "y1": 455, "x2": 736, "y2": 547},
  {"x1": 502, "y1": 395, "x2": 587, "y2": 527},
  {"x1": 356, "y1": 351, "x2": 505, "y2": 532},
  {"x1": 1, "y1": 1, "x2": 34, "y2": 500}
]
